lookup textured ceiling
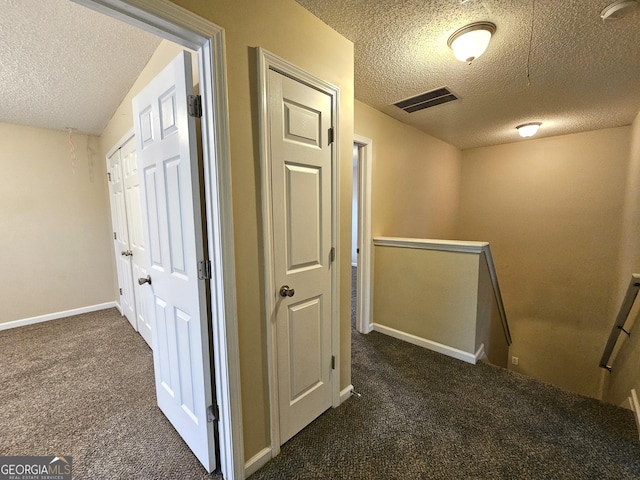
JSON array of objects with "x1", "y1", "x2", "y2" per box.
[
  {"x1": 0, "y1": 0, "x2": 162, "y2": 136},
  {"x1": 296, "y1": 0, "x2": 640, "y2": 149}
]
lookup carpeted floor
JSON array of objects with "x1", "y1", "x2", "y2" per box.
[
  {"x1": 0, "y1": 309, "x2": 220, "y2": 479},
  {"x1": 249, "y1": 267, "x2": 640, "y2": 479},
  {"x1": 3, "y1": 302, "x2": 640, "y2": 479}
]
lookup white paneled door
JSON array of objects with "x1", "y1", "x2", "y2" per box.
[
  {"x1": 268, "y1": 69, "x2": 334, "y2": 444},
  {"x1": 107, "y1": 147, "x2": 136, "y2": 329},
  {"x1": 121, "y1": 135, "x2": 152, "y2": 347},
  {"x1": 133, "y1": 51, "x2": 217, "y2": 473}
]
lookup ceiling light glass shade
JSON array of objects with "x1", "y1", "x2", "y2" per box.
[
  {"x1": 447, "y1": 22, "x2": 497, "y2": 63},
  {"x1": 517, "y1": 122, "x2": 542, "y2": 138}
]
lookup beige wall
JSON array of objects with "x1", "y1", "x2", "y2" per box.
[
  {"x1": 604, "y1": 112, "x2": 640, "y2": 406},
  {"x1": 373, "y1": 245, "x2": 479, "y2": 353},
  {"x1": 604, "y1": 294, "x2": 640, "y2": 407},
  {"x1": 615, "y1": 112, "x2": 640, "y2": 297},
  {"x1": 0, "y1": 123, "x2": 114, "y2": 323},
  {"x1": 476, "y1": 253, "x2": 509, "y2": 368},
  {"x1": 166, "y1": 0, "x2": 354, "y2": 460},
  {"x1": 353, "y1": 92, "x2": 639, "y2": 400},
  {"x1": 457, "y1": 127, "x2": 631, "y2": 398},
  {"x1": 354, "y1": 101, "x2": 461, "y2": 239},
  {"x1": 373, "y1": 242, "x2": 509, "y2": 366}
]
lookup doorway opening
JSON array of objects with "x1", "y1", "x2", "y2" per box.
[
  {"x1": 71, "y1": 1, "x2": 243, "y2": 478},
  {"x1": 353, "y1": 135, "x2": 373, "y2": 334},
  {"x1": 351, "y1": 144, "x2": 359, "y2": 330}
]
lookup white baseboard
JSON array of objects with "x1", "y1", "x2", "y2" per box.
[
  {"x1": 0, "y1": 302, "x2": 118, "y2": 331},
  {"x1": 340, "y1": 384, "x2": 354, "y2": 403},
  {"x1": 475, "y1": 343, "x2": 486, "y2": 361},
  {"x1": 244, "y1": 446, "x2": 272, "y2": 477},
  {"x1": 630, "y1": 389, "x2": 640, "y2": 441},
  {"x1": 372, "y1": 323, "x2": 479, "y2": 365}
]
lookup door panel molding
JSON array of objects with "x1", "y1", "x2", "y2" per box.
[{"x1": 257, "y1": 47, "x2": 340, "y2": 456}]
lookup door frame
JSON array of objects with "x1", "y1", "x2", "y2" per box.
[
  {"x1": 353, "y1": 135, "x2": 374, "y2": 334},
  {"x1": 72, "y1": 1, "x2": 243, "y2": 478},
  {"x1": 257, "y1": 47, "x2": 341, "y2": 457}
]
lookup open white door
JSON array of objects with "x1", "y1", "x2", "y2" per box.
[{"x1": 133, "y1": 51, "x2": 217, "y2": 472}]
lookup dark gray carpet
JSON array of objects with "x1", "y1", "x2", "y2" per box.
[
  {"x1": 0, "y1": 309, "x2": 221, "y2": 479},
  {"x1": 4, "y1": 304, "x2": 639, "y2": 479},
  {"x1": 251, "y1": 304, "x2": 640, "y2": 478}
]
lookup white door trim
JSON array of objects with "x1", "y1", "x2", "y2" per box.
[
  {"x1": 257, "y1": 47, "x2": 341, "y2": 456},
  {"x1": 72, "y1": 1, "x2": 243, "y2": 478},
  {"x1": 353, "y1": 135, "x2": 374, "y2": 334},
  {"x1": 105, "y1": 128, "x2": 135, "y2": 160}
]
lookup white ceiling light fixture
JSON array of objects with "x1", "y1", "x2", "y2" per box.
[
  {"x1": 447, "y1": 21, "x2": 497, "y2": 64},
  {"x1": 601, "y1": 0, "x2": 638, "y2": 21},
  {"x1": 517, "y1": 122, "x2": 542, "y2": 138}
]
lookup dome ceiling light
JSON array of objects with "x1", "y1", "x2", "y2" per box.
[
  {"x1": 516, "y1": 122, "x2": 542, "y2": 138},
  {"x1": 600, "y1": 0, "x2": 638, "y2": 21},
  {"x1": 447, "y1": 21, "x2": 497, "y2": 64}
]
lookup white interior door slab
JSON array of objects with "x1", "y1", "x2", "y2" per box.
[
  {"x1": 133, "y1": 51, "x2": 217, "y2": 472},
  {"x1": 269, "y1": 69, "x2": 334, "y2": 444},
  {"x1": 107, "y1": 148, "x2": 136, "y2": 329},
  {"x1": 121, "y1": 134, "x2": 152, "y2": 348}
]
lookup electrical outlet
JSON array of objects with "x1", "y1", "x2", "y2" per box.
[{"x1": 511, "y1": 356, "x2": 519, "y2": 366}]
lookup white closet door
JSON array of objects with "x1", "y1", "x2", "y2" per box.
[
  {"x1": 107, "y1": 148, "x2": 137, "y2": 330},
  {"x1": 269, "y1": 69, "x2": 334, "y2": 444},
  {"x1": 121, "y1": 135, "x2": 152, "y2": 347}
]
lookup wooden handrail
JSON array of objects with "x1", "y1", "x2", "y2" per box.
[
  {"x1": 599, "y1": 274, "x2": 640, "y2": 371},
  {"x1": 483, "y1": 245, "x2": 512, "y2": 345}
]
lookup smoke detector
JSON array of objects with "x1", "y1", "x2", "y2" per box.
[{"x1": 601, "y1": 0, "x2": 638, "y2": 21}]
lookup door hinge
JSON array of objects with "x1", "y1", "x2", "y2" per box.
[
  {"x1": 331, "y1": 355, "x2": 336, "y2": 370},
  {"x1": 119, "y1": 288, "x2": 123, "y2": 295},
  {"x1": 188, "y1": 94, "x2": 202, "y2": 118},
  {"x1": 357, "y1": 248, "x2": 360, "y2": 254},
  {"x1": 113, "y1": 232, "x2": 117, "y2": 240},
  {"x1": 330, "y1": 247, "x2": 336, "y2": 262},
  {"x1": 107, "y1": 172, "x2": 111, "y2": 181},
  {"x1": 198, "y1": 259, "x2": 212, "y2": 280},
  {"x1": 207, "y1": 404, "x2": 219, "y2": 423},
  {"x1": 328, "y1": 127, "x2": 334, "y2": 145}
]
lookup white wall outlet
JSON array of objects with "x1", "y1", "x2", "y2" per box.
[{"x1": 511, "y1": 356, "x2": 519, "y2": 366}]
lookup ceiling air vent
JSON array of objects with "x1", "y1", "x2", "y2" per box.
[{"x1": 393, "y1": 87, "x2": 458, "y2": 113}]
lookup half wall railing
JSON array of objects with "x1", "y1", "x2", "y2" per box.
[
  {"x1": 372, "y1": 237, "x2": 511, "y2": 366},
  {"x1": 599, "y1": 273, "x2": 640, "y2": 371}
]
